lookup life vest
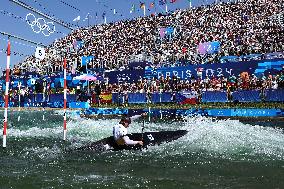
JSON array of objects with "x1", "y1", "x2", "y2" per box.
[
  {"x1": 113, "y1": 124, "x2": 127, "y2": 145},
  {"x1": 116, "y1": 137, "x2": 125, "y2": 145}
]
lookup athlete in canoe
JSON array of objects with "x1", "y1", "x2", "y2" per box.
[{"x1": 113, "y1": 113, "x2": 147, "y2": 147}]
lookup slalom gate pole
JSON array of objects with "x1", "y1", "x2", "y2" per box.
[
  {"x1": 17, "y1": 82, "x2": 21, "y2": 122},
  {"x1": 148, "y1": 107, "x2": 151, "y2": 122},
  {"x1": 141, "y1": 118, "x2": 145, "y2": 140},
  {"x1": 159, "y1": 92, "x2": 163, "y2": 119},
  {"x1": 140, "y1": 117, "x2": 145, "y2": 151},
  {"x1": 42, "y1": 107, "x2": 45, "y2": 121},
  {"x1": 3, "y1": 40, "x2": 11, "y2": 148},
  {"x1": 63, "y1": 58, "x2": 67, "y2": 141}
]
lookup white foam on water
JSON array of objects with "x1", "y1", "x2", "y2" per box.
[
  {"x1": 22, "y1": 145, "x2": 63, "y2": 161},
  {"x1": 2, "y1": 113, "x2": 284, "y2": 161},
  {"x1": 145, "y1": 115, "x2": 284, "y2": 161}
]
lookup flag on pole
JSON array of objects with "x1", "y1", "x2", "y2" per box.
[
  {"x1": 130, "y1": 4, "x2": 135, "y2": 13},
  {"x1": 140, "y1": 2, "x2": 145, "y2": 9},
  {"x1": 159, "y1": 0, "x2": 167, "y2": 5},
  {"x1": 140, "y1": 2, "x2": 146, "y2": 16},
  {"x1": 99, "y1": 92, "x2": 112, "y2": 104},
  {"x1": 83, "y1": 13, "x2": 90, "y2": 22},
  {"x1": 188, "y1": 0, "x2": 192, "y2": 8},
  {"x1": 101, "y1": 12, "x2": 106, "y2": 24},
  {"x1": 73, "y1": 15, "x2": 80, "y2": 22}
]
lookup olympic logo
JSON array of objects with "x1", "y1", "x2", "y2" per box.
[{"x1": 25, "y1": 13, "x2": 56, "y2": 37}]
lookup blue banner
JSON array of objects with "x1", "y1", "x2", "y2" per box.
[
  {"x1": 155, "y1": 61, "x2": 259, "y2": 80},
  {"x1": 198, "y1": 41, "x2": 220, "y2": 54},
  {"x1": 81, "y1": 56, "x2": 94, "y2": 66},
  {"x1": 69, "y1": 102, "x2": 90, "y2": 109},
  {"x1": 207, "y1": 109, "x2": 282, "y2": 117},
  {"x1": 74, "y1": 40, "x2": 84, "y2": 49},
  {"x1": 104, "y1": 69, "x2": 145, "y2": 84},
  {"x1": 84, "y1": 108, "x2": 128, "y2": 115},
  {"x1": 160, "y1": 27, "x2": 174, "y2": 38}
]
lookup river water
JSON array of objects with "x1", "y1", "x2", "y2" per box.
[{"x1": 0, "y1": 110, "x2": 283, "y2": 189}]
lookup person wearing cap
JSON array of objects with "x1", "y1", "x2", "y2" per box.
[{"x1": 113, "y1": 113, "x2": 147, "y2": 146}]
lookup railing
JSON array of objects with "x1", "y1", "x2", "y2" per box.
[{"x1": 2, "y1": 89, "x2": 283, "y2": 108}]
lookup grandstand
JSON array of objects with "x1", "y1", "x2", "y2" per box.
[
  {"x1": 16, "y1": 0, "x2": 284, "y2": 73},
  {"x1": 1, "y1": 0, "x2": 284, "y2": 108}
]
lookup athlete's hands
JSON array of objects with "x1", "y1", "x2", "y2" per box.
[
  {"x1": 141, "y1": 112, "x2": 147, "y2": 117},
  {"x1": 137, "y1": 141, "x2": 143, "y2": 145}
]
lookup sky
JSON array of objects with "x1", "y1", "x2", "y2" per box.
[{"x1": 0, "y1": 0, "x2": 227, "y2": 69}]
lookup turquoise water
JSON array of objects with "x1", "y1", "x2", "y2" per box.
[{"x1": 0, "y1": 110, "x2": 284, "y2": 189}]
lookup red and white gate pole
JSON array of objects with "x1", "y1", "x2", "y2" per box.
[
  {"x1": 63, "y1": 58, "x2": 67, "y2": 141},
  {"x1": 3, "y1": 41, "x2": 11, "y2": 148}
]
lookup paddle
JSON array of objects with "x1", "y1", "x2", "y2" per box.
[{"x1": 141, "y1": 117, "x2": 145, "y2": 140}]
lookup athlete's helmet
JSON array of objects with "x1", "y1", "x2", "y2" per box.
[{"x1": 120, "y1": 117, "x2": 131, "y2": 124}]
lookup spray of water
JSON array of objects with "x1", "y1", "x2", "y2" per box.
[{"x1": 3, "y1": 112, "x2": 284, "y2": 161}]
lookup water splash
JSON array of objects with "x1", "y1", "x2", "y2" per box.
[
  {"x1": 2, "y1": 111, "x2": 284, "y2": 162},
  {"x1": 151, "y1": 115, "x2": 284, "y2": 161}
]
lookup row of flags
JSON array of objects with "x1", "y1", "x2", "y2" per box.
[
  {"x1": 73, "y1": 0, "x2": 193, "y2": 24},
  {"x1": 139, "y1": 0, "x2": 179, "y2": 9}
]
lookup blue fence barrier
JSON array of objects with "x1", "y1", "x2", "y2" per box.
[
  {"x1": 202, "y1": 91, "x2": 227, "y2": 103},
  {"x1": 47, "y1": 101, "x2": 64, "y2": 108},
  {"x1": 232, "y1": 90, "x2": 261, "y2": 102},
  {"x1": 207, "y1": 109, "x2": 282, "y2": 117},
  {"x1": 49, "y1": 94, "x2": 64, "y2": 103},
  {"x1": 24, "y1": 102, "x2": 47, "y2": 107},
  {"x1": 128, "y1": 93, "x2": 147, "y2": 103},
  {"x1": 84, "y1": 108, "x2": 128, "y2": 115},
  {"x1": 68, "y1": 94, "x2": 77, "y2": 102},
  {"x1": 69, "y1": 102, "x2": 90, "y2": 109},
  {"x1": 0, "y1": 89, "x2": 283, "y2": 108},
  {"x1": 151, "y1": 92, "x2": 172, "y2": 103},
  {"x1": 112, "y1": 93, "x2": 125, "y2": 104},
  {"x1": 176, "y1": 109, "x2": 209, "y2": 116},
  {"x1": 265, "y1": 89, "x2": 284, "y2": 102}
]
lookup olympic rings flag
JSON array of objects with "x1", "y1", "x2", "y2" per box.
[{"x1": 25, "y1": 13, "x2": 56, "y2": 37}]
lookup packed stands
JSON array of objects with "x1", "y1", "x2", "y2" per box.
[{"x1": 1, "y1": 0, "x2": 284, "y2": 107}]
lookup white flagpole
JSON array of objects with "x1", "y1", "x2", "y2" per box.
[
  {"x1": 143, "y1": 6, "x2": 146, "y2": 16},
  {"x1": 165, "y1": 4, "x2": 168, "y2": 13}
]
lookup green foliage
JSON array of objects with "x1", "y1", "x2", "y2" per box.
[{"x1": 90, "y1": 102, "x2": 284, "y2": 109}]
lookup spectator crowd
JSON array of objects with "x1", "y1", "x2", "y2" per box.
[
  {"x1": 1, "y1": 0, "x2": 284, "y2": 105},
  {"x1": 12, "y1": 0, "x2": 283, "y2": 74}
]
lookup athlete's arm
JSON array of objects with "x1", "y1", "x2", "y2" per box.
[{"x1": 122, "y1": 136, "x2": 143, "y2": 145}]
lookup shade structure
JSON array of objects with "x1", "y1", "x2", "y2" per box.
[{"x1": 73, "y1": 74, "x2": 97, "y2": 81}]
